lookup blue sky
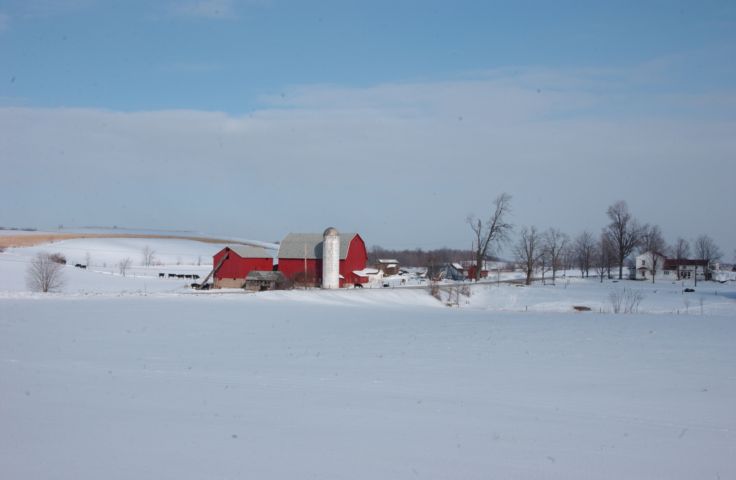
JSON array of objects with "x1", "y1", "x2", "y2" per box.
[{"x1": 1, "y1": 0, "x2": 735, "y2": 253}]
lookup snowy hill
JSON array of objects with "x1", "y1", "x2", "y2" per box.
[{"x1": 1, "y1": 236, "x2": 735, "y2": 479}]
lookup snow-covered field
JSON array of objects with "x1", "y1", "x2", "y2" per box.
[
  {"x1": 1, "y1": 238, "x2": 735, "y2": 479},
  {"x1": 0, "y1": 237, "x2": 234, "y2": 294}
]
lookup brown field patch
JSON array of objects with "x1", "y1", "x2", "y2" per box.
[{"x1": 0, "y1": 233, "x2": 256, "y2": 249}]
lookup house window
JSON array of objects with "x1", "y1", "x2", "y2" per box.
[{"x1": 641, "y1": 259, "x2": 646, "y2": 266}]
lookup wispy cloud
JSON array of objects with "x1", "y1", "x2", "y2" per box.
[
  {"x1": 2, "y1": 63, "x2": 734, "y2": 248},
  {"x1": 11, "y1": 0, "x2": 96, "y2": 18},
  {"x1": 170, "y1": 0, "x2": 236, "y2": 19}
]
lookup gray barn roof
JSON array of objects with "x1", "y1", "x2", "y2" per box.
[
  {"x1": 278, "y1": 233, "x2": 359, "y2": 260},
  {"x1": 225, "y1": 245, "x2": 273, "y2": 258}
]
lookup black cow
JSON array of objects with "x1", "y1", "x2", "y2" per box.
[
  {"x1": 159, "y1": 273, "x2": 165, "y2": 278},
  {"x1": 168, "y1": 273, "x2": 176, "y2": 278}
]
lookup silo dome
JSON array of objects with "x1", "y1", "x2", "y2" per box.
[{"x1": 324, "y1": 227, "x2": 339, "y2": 237}]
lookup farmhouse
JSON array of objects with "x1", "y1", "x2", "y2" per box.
[
  {"x1": 277, "y1": 229, "x2": 368, "y2": 287},
  {"x1": 635, "y1": 251, "x2": 709, "y2": 281},
  {"x1": 212, "y1": 245, "x2": 273, "y2": 289}
]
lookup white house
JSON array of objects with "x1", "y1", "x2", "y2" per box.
[
  {"x1": 635, "y1": 251, "x2": 667, "y2": 280},
  {"x1": 636, "y1": 251, "x2": 709, "y2": 281}
]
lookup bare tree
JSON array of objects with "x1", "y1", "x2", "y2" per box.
[
  {"x1": 468, "y1": 193, "x2": 513, "y2": 280},
  {"x1": 671, "y1": 237, "x2": 690, "y2": 280},
  {"x1": 514, "y1": 226, "x2": 541, "y2": 286},
  {"x1": 141, "y1": 245, "x2": 156, "y2": 267},
  {"x1": 118, "y1": 257, "x2": 132, "y2": 277},
  {"x1": 574, "y1": 231, "x2": 595, "y2": 278},
  {"x1": 26, "y1": 252, "x2": 65, "y2": 292},
  {"x1": 543, "y1": 228, "x2": 569, "y2": 283},
  {"x1": 594, "y1": 233, "x2": 615, "y2": 283},
  {"x1": 605, "y1": 201, "x2": 643, "y2": 279},
  {"x1": 85, "y1": 251, "x2": 92, "y2": 268},
  {"x1": 694, "y1": 235, "x2": 722, "y2": 265},
  {"x1": 639, "y1": 224, "x2": 667, "y2": 283}
]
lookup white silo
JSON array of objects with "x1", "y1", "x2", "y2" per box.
[{"x1": 322, "y1": 227, "x2": 340, "y2": 289}]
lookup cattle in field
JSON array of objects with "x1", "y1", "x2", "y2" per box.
[
  {"x1": 193, "y1": 274, "x2": 200, "y2": 279},
  {"x1": 158, "y1": 273, "x2": 165, "y2": 278}
]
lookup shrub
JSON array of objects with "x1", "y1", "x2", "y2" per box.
[
  {"x1": 26, "y1": 252, "x2": 65, "y2": 292},
  {"x1": 49, "y1": 252, "x2": 67, "y2": 265},
  {"x1": 609, "y1": 287, "x2": 644, "y2": 314}
]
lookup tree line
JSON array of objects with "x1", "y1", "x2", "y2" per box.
[
  {"x1": 372, "y1": 194, "x2": 728, "y2": 286},
  {"x1": 368, "y1": 246, "x2": 489, "y2": 268},
  {"x1": 470, "y1": 195, "x2": 725, "y2": 285}
]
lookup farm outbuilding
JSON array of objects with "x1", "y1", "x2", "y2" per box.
[
  {"x1": 244, "y1": 271, "x2": 287, "y2": 291},
  {"x1": 212, "y1": 245, "x2": 274, "y2": 289},
  {"x1": 375, "y1": 259, "x2": 400, "y2": 276},
  {"x1": 277, "y1": 231, "x2": 368, "y2": 287}
]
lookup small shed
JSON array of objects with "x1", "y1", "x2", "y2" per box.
[
  {"x1": 244, "y1": 271, "x2": 287, "y2": 291},
  {"x1": 375, "y1": 259, "x2": 400, "y2": 276},
  {"x1": 426, "y1": 263, "x2": 466, "y2": 281},
  {"x1": 353, "y1": 267, "x2": 383, "y2": 285}
]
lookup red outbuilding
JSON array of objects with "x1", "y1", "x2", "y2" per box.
[
  {"x1": 213, "y1": 245, "x2": 274, "y2": 289},
  {"x1": 277, "y1": 232, "x2": 368, "y2": 287}
]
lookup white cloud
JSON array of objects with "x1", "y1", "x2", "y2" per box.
[{"x1": 1, "y1": 66, "x2": 734, "y2": 250}]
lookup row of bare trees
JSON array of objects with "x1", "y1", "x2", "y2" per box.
[{"x1": 468, "y1": 195, "x2": 725, "y2": 285}]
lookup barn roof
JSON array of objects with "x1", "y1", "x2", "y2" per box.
[
  {"x1": 225, "y1": 245, "x2": 273, "y2": 258},
  {"x1": 278, "y1": 233, "x2": 360, "y2": 260},
  {"x1": 663, "y1": 258, "x2": 708, "y2": 268}
]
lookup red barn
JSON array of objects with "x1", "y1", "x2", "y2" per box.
[
  {"x1": 277, "y1": 232, "x2": 368, "y2": 287},
  {"x1": 213, "y1": 245, "x2": 274, "y2": 289}
]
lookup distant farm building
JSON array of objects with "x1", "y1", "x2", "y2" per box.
[
  {"x1": 278, "y1": 230, "x2": 368, "y2": 287},
  {"x1": 467, "y1": 264, "x2": 489, "y2": 280},
  {"x1": 244, "y1": 271, "x2": 287, "y2": 291},
  {"x1": 375, "y1": 259, "x2": 400, "y2": 276},
  {"x1": 426, "y1": 263, "x2": 466, "y2": 281},
  {"x1": 212, "y1": 245, "x2": 274, "y2": 289}
]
